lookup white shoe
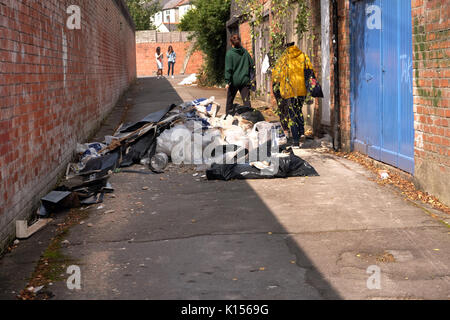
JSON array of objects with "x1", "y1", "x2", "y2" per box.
[{"x1": 172, "y1": 76, "x2": 174, "y2": 79}]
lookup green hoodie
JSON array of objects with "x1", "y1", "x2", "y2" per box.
[{"x1": 225, "y1": 47, "x2": 254, "y2": 87}]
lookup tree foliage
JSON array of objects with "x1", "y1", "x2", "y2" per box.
[
  {"x1": 179, "y1": 0, "x2": 231, "y2": 86},
  {"x1": 126, "y1": 0, "x2": 161, "y2": 31}
]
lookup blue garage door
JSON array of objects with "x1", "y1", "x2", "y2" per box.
[{"x1": 350, "y1": 0, "x2": 414, "y2": 174}]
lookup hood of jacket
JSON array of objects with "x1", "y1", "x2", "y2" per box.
[
  {"x1": 287, "y1": 45, "x2": 302, "y2": 59},
  {"x1": 232, "y1": 47, "x2": 246, "y2": 56},
  {"x1": 271, "y1": 45, "x2": 314, "y2": 99}
]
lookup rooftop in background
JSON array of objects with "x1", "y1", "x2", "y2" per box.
[
  {"x1": 151, "y1": 0, "x2": 193, "y2": 33},
  {"x1": 176, "y1": 0, "x2": 191, "y2": 6},
  {"x1": 163, "y1": 0, "x2": 190, "y2": 10}
]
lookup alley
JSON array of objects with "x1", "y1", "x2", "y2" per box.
[{"x1": 2, "y1": 77, "x2": 448, "y2": 300}]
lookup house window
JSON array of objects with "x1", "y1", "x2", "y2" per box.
[
  {"x1": 164, "y1": 10, "x2": 171, "y2": 23},
  {"x1": 155, "y1": 12, "x2": 162, "y2": 24}
]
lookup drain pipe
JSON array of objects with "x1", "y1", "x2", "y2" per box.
[{"x1": 331, "y1": 0, "x2": 341, "y2": 151}]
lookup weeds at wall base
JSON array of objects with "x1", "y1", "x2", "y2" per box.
[{"x1": 17, "y1": 207, "x2": 89, "y2": 300}]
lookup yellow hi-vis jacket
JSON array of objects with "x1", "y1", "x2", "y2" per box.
[{"x1": 272, "y1": 45, "x2": 314, "y2": 99}]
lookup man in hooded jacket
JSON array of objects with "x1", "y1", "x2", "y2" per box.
[{"x1": 225, "y1": 34, "x2": 255, "y2": 117}]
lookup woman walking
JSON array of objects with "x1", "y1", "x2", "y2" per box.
[
  {"x1": 224, "y1": 34, "x2": 254, "y2": 118},
  {"x1": 155, "y1": 47, "x2": 163, "y2": 79},
  {"x1": 167, "y1": 45, "x2": 176, "y2": 79}
]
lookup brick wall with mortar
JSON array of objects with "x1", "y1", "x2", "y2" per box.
[
  {"x1": 0, "y1": 0, "x2": 136, "y2": 253},
  {"x1": 239, "y1": 21, "x2": 253, "y2": 55},
  {"x1": 136, "y1": 41, "x2": 203, "y2": 77},
  {"x1": 412, "y1": 0, "x2": 449, "y2": 205}
]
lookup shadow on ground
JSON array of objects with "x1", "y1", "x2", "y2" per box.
[
  {"x1": 1, "y1": 77, "x2": 448, "y2": 300},
  {"x1": 52, "y1": 77, "x2": 339, "y2": 299}
]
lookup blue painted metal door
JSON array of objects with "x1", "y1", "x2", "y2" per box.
[{"x1": 350, "y1": 0, "x2": 414, "y2": 174}]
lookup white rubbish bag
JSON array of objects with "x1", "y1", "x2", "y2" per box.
[{"x1": 157, "y1": 125, "x2": 192, "y2": 163}]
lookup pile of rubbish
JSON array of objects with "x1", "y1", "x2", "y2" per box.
[
  {"x1": 178, "y1": 74, "x2": 197, "y2": 86},
  {"x1": 37, "y1": 97, "x2": 318, "y2": 216}
]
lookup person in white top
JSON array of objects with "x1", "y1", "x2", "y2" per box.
[
  {"x1": 155, "y1": 47, "x2": 163, "y2": 79},
  {"x1": 167, "y1": 45, "x2": 176, "y2": 79}
]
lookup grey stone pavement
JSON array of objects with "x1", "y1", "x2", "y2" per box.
[{"x1": 0, "y1": 75, "x2": 449, "y2": 300}]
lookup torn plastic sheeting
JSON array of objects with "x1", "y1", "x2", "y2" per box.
[
  {"x1": 230, "y1": 105, "x2": 265, "y2": 124},
  {"x1": 204, "y1": 146, "x2": 246, "y2": 168},
  {"x1": 73, "y1": 181, "x2": 112, "y2": 199},
  {"x1": 62, "y1": 171, "x2": 111, "y2": 191},
  {"x1": 79, "y1": 151, "x2": 120, "y2": 176},
  {"x1": 80, "y1": 193, "x2": 105, "y2": 205},
  {"x1": 72, "y1": 186, "x2": 100, "y2": 199},
  {"x1": 120, "y1": 129, "x2": 157, "y2": 167},
  {"x1": 206, "y1": 152, "x2": 319, "y2": 181},
  {"x1": 119, "y1": 105, "x2": 175, "y2": 133},
  {"x1": 102, "y1": 182, "x2": 114, "y2": 193},
  {"x1": 192, "y1": 97, "x2": 217, "y2": 116},
  {"x1": 184, "y1": 118, "x2": 210, "y2": 131},
  {"x1": 76, "y1": 142, "x2": 106, "y2": 154}
]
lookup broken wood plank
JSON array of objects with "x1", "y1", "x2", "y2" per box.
[{"x1": 16, "y1": 219, "x2": 53, "y2": 239}]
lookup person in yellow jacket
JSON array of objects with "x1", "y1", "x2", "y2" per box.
[{"x1": 272, "y1": 44, "x2": 314, "y2": 147}]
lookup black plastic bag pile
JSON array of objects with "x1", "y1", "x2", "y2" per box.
[{"x1": 206, "y1": 150, "x2": 319, "y2": 181}]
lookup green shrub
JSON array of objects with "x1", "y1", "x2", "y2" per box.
[
  {"x1": 126, "y1": 0, "x2": 161, "y2": 31},
  {"x1": 179, "y1": 0, "x2": 231, "y2": 86}
]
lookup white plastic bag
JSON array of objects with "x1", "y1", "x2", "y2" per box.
[
  {"x1": 156, "y1": 125, "x2": 192, "y2": 159},
  {"x1": 262, "y1": 54, "x2": 270, "y2": 74},
  {"x1": 223, "y1": 126, "x2": 248, "y2": 148},
  {"x1": 252, "y1": 122, "x2": 287, "y2": 148}
]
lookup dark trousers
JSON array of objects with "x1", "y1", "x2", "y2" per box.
[
  {"x1": 279, "y1": 97, "x2": 305, "y2": 142},
  {"x1": 168, "y1": 62, "x2": 175, "y2": 76},
  {"x1": 226, "y1": 84, "x2": 251, "y2": 116}
]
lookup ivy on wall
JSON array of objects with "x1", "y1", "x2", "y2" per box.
[
  {"x1": 236, "y1": 0, "x2": 310, "y2": 61},
  {"x1": 236, "y1": 0, "x2": 312, "y2": 129}
]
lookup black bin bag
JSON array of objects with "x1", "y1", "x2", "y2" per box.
[{"x1": 206, "y1": 151, "x2": 319, "y2": 181}]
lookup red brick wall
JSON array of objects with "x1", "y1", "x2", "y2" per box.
[
  {"x1": 412, "y1": 0, "x2": 450, "y2": 205},
  {"x1": 240, "y1": 22, "x2": 253, "y2": 55},
  {"x1": 0, "y1": 0, "x2": 136, "y2": 251},
  {"x1": 136, "y1": 42, "x2": 204, "y2": 77}
]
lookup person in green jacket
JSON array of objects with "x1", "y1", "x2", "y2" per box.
[{"x1": 225, "y1": 34, "x2": 255, "y2": 117}]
